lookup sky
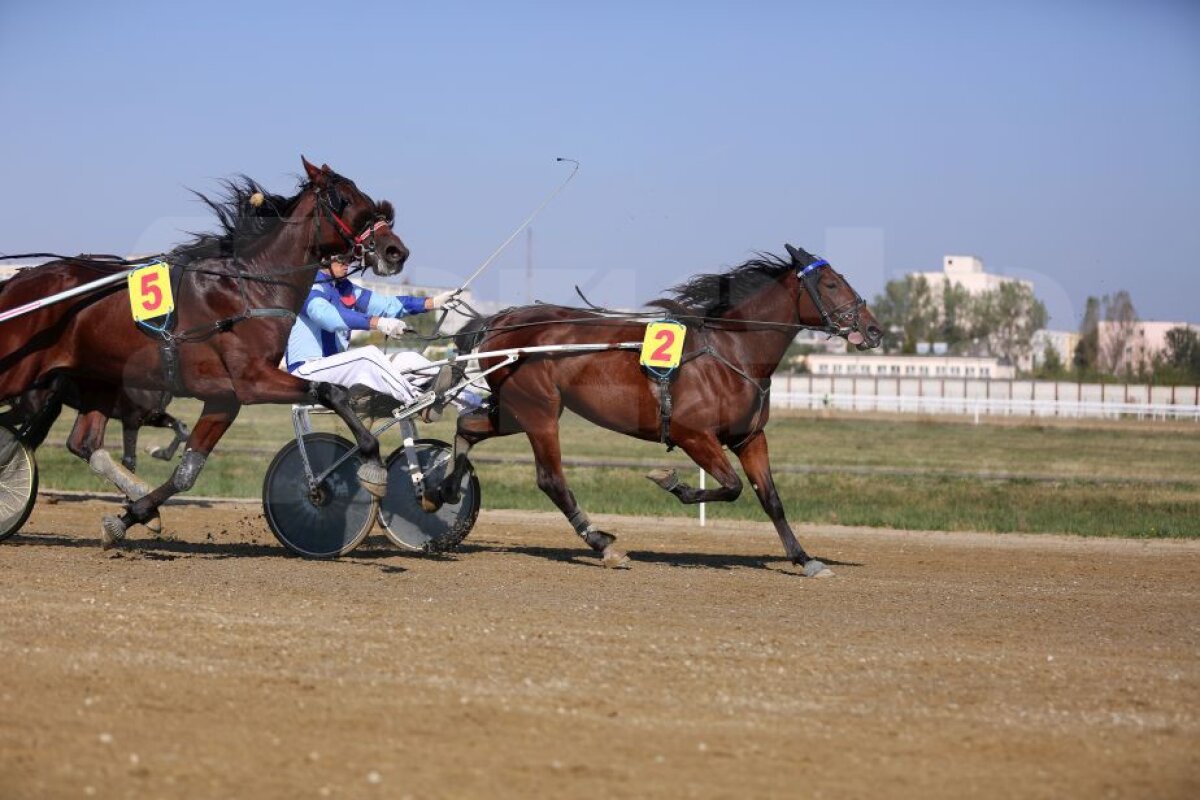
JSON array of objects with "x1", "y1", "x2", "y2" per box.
[{"x1": 1, "y1": 0, "x2": 1197, "y2": 328}]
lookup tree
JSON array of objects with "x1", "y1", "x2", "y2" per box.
[
  {"x1": 1035, "y1": 343, "x2": 1066, "y2": 379},
  {"x1": 1098, "y1": 291, "x2": 1138, "y2": 374},
  {"x1": 1163, "y1": 326, "x2": 1200, "y2": 381},
  {"x1": 871, "y1": 275, "x2": 936, "y2": 354},
  {"x1": 972, "y1": 282, "x2": 1048, "y2": 366},
  {"x1": 1074, "y1": 296, "x2": 1100, "y2": 373},
  {"x1": 939, "y1": 282, "x2": 975, "y2": 354}
]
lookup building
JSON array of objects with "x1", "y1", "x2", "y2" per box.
[
  {"x1": 803, "y1": 353, "x2": 1015, "y2": 380},
  {"x1": 1031, "y1": 330, "x2": 1081, "y2": 370},
  {"x1": 911, "y1": 255, "x2": 1032, "y2": 300},
  {"x1": 1099, "y1": 320, "x2": 1199, "y2": 375}
]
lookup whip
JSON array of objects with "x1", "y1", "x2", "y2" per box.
[{"x1": 431, "y1": 158, "x2": 579, "y2": 336}]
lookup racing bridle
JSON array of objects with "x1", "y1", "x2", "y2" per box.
[
  {"x1": 796, "y1": 258, "x2": 871, "y2": 341},
  {"x1": 313, "y1": 180, "x2": 400, "y2": 269}
]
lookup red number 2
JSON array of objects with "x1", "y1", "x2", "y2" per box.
[
  {"x1": 140, "y1": 271, "x2": 162, "y2": 312},
  {"x1": 651, "y1": 329, "x2": 675, "y2": 361}
]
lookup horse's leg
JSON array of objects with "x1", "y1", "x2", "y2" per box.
[
  {"x1": 435, "y1": 403, "x2": 522, "y2": 507},
  {"x1": 229, "y1": 364, "x2": 387, "y2": 496},
  {"x1": 732, "y1": 431, "x2": 830, "y2": 577},
  {"x1": 152, "y1": 412, "x2": 190, "y2": 461},
  {"x1": 142, "y1": 401, "x2": 191, "y2": 461},
  {"x1": 66, "y1": 403, "x2": 164, "y2": 535},
  {"x1": 66, "y1": 401, "x2": 153, "y2": 503},
  {"x1": 100, "y1": 397, "x2": 240, "y2": 549},
  {"x1": 645, "y1": 430, "x2": 744, "y2": 504},
  {"x1": 517, "y1": 410, "x2": 629, "y2": 569},
  {"x1": 15, "y1": 386, "x2": 64, "y2": 450},
  {"x1": 120, "y1": 420, "x2": 139, "y2": 472}
]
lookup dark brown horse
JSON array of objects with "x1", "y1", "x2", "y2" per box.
[
  {"x1": 434, "y1": 244, "x2": 882, "y2": 575},
  {"x1": 0, "y1": 157, "x2": 409, "y2": 546}
]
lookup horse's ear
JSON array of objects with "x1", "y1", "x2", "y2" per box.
[
  {"x1": 785, "y1": 243, "x2": 814, "y2": 264},
  {"x1": 301, "y1": 156, "x2": 324, "y2": 184}
]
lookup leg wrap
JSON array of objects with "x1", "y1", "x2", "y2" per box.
[
  {"x1": 171, "y1": 450, "x2": 207, "y2": 492},
  {"x1": 568, "y1": 508, "x2": 593, "y2": 540},
  {"x1": 89, "y1": 450, "x2": 150, "y2": 500}
]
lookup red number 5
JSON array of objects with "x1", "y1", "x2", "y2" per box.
[
  {"x1": 140, "y1": 271, "x2": 162, "y2": 312},
  {"x1": 651, "y1": 329, "x2": 675, "y2": 361}
]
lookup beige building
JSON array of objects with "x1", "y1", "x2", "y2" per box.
[
  {"x1": 1031, "y1": 330, "x2": 1081, "y2": 369},
  {"x1": 803, "y1": 353, "x2": 1015, "y2": 380},
  {"x1": 1099, "y1": 320, "x2": 1199, "y2": 374}
]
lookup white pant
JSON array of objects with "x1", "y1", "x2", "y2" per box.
[{"x1": 292, "y1": 346, "x2": 438, "y2": 405}]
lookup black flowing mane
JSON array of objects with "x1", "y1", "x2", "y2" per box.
[
  {"x1": 650, "y1": 252, "x2": 794, "y2": 318},
  {"x1": 170, "y1": 175, "x2": 306, "y2": 264}
]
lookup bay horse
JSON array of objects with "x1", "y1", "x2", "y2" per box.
[
  {"x1": 434, "y1": 244, "x2": 882, "y2": 575},
  {"x1": 0, "y1": 157, "x2": 409, "y2": 547}
]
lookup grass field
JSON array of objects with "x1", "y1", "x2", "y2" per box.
[{"x1": 30, "y1": 399, "x2": 1200, "y2": 538}]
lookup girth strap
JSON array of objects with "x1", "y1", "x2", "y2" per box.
[
  {"x1": 158, "y1": 339, "x2": 185, "y2": 395},
  {"x1": 656, "y1": 375, "x2": 675, "y2": 451}
]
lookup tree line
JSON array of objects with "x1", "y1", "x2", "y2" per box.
[
  {"x1": 870, "y1": 275, "x2": 1047, "y2": 366},
  {"x1": 869, "y1": 278, "x2": 1200, "y2": 382}
]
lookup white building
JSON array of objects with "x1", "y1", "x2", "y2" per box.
[
  {"x1": 912, "y1": 255, "x2": 1033, "y2": 299},
  {"x1": 803, "y1": 353, "x2": 1015, "y2": 380}
]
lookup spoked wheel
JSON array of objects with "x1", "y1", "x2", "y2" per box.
[
  {"x1": 262, "y1": 433, "x2": 378, "y2": 558},
  {"x1": 0, "y1": 424, "x2": 38, "y2": 542},
  {"x1": 380, "y1": 439, "x2": 480, "y2": 553}
]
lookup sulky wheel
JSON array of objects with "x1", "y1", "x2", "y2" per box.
[
  {"x1": 262, "y1": 433, "x2": 378, "y2": 558},
  {"x1": 380, "y1": 439, "x2": 480, "y2": 553},
  {"x1": 0, "y1": 424, "x2": 38, "y2": 542}
]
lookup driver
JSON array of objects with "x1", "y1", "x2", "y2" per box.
[{"x1": 284, "y1": 255, "x2": 479, "y2": 413}]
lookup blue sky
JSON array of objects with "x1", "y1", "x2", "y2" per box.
[{"x1": 2, "y1": 0, "x2": 1197, "y2": 327}]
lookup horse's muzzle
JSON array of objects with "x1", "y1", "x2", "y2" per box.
[
  {"x1": 855, "y1": 324, "x2": 884, "y2": 350},
  {"x1": 372, "y1": 244, "x2": 409, "y2": 276}
]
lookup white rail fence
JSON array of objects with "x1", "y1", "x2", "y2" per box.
[{"x1": 770, "y1": 375, "x2": 1200, "y2": 422}]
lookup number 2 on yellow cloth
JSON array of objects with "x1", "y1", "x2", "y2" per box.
[{"x1": 640, "y1": 321, "x2": 686, "y2": 369}]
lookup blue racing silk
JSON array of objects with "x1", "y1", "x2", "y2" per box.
[{"x1": 284, "y1": 274, "x2": 428, "y2": 371}]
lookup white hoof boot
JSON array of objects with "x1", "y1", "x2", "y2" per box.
[
  {"x1": 356, "y1": 461, "x2": 387, "y2": 498},
  {"x1": 100, "y1": 516, "x2": 127, "y2": 551},
  {"x1": 803, "y1": 559, "x2": 834, "y2": 578}
]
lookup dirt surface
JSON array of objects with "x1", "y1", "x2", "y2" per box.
[{"x1": 2, "y1": 498, "x2": 1198, "y2": 799}]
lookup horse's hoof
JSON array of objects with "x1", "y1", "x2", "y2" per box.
[
  {"x1": 602, "y1": 546, "x2": 631, "y2": 569},
  {"x1": 803, "y1": 559, "x2": 833, "y2": 578},
  {"x1": 356, "y1": 462, "x2": 388, "y2": 498},
  {"x1": 148, "y1": 446, "x2": 169, "y2": 461},
  {"x1": 144, "y1": 512, "x2": 163, "y2": 535},
  {"x1": 645, "y1": 468, "x2": 679, "y2": 491},
  {"x1": 100, "y1": 516, "x2": 127, "y2": 551},
  {"x1": 419, "y1": 495, "x2": 443, "y2": 513}
]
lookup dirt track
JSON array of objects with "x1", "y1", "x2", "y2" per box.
[{"x1": 2, "y1": 499, "x2": 1198, "y2": 799}]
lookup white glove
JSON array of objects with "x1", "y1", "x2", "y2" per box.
[
  {"x1": 375, "y1": 317, "x2": 409, "y2": 338},
  {"x1": 428, "y1": 290, "x2": 458, "y2": 310}
]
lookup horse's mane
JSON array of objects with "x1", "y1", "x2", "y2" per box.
[
  {"x1": 169, "y1": 174, "x2": 308, "y2": 264},
  {"x1": 648, "y1": 252, "x2": 793, "y2": 318}
]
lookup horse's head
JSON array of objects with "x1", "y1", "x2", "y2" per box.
[
  {"x1": 785, "y1": 244, "x2": 882, "y2": 350},
  {"x1": 302, "y1": 157, "x2": 409, "y2": 276}
]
